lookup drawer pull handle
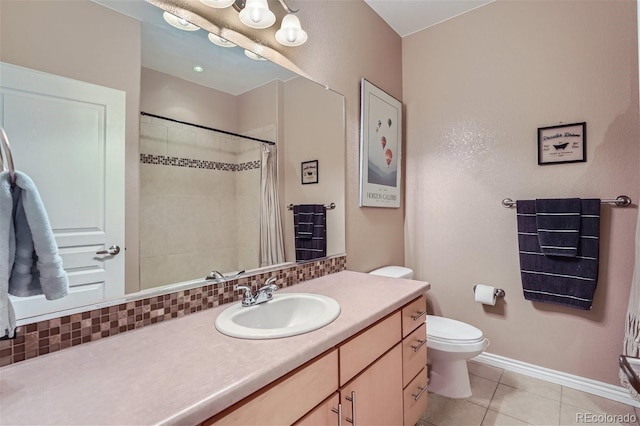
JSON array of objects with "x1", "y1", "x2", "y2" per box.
[
  {"x1": 345, "y1": 391, "x2": 356, "y2": 425},
  {"x1": 332, "y1": 404, "x2": 343, "y2": 426},
  {"x1": 412, "y1": 385, "x2": 428, "y2": 401},
  {"x1": 411, "y1": 338, "x2": 427, "y2": 352},
  {"x1": 411, "y1": 311, "x2": 426, "y2": 321}
]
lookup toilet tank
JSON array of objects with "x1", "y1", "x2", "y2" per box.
[{"x1": 369, "y1": 266, "x2": 414, "y2": 279}]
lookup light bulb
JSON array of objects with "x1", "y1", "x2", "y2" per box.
[
  {"x1": 162, "y1": 11, "x2": 199, "y2": 31},
  {"x1": 208, "y1": 33, "x2": 236, "y2": 48},
  {"x1": 199, "y1": 0, "x2": 235, "y2": 8},
  {"x1": 244, "y1": 49, "x2": 267, "y2": 61},
  {"x1": 238, "y1": 0, "x2": 275, "y2": 29},
  {"x1": 275, "y1": 14, "x2": 307, "y2": 47}
]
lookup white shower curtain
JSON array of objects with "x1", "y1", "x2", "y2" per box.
[
  {"x1": 259, "y1": 144, "x2": 285, "y2": 267},
  {"x1": 621, "y1": 206, "x2": 640, "y2": 400}
]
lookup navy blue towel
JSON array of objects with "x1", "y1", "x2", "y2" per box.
[
  {"x1": 516, "y1": 199, "x2": 600, "y2": 310},
  {"x1": 535, "y1": 198, "x2": 581, "y2": 257},
  {"x1": 293, "y1": 204, "x2": 326, "y2": 261}
]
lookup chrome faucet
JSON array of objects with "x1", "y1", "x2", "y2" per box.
[
  {"x1": 236, "y1": 277, "x2": 279, "y2": 307},
  {"x1": 205, "y1": 270, "x2": 245, "y2": 282}
]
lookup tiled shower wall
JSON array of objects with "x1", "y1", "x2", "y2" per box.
[{"x1": 139, "y1": 115, "x2": 275, "y2": 289}]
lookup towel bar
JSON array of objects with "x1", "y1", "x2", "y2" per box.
[
  {"x1": 502, "y1": 195, "x2": 632, "y2": 208},
  {"x1": 288, "y1": 203, "x2": 336, "y2": 211}
]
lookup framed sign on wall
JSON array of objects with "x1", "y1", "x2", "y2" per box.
[
  {"x1": 301, "y1": 159, "x2": 318, "y2": 184},
  {"x1": 359, "y1": 78, "x2": 402, "y2": 208},
  {"x1": 538, "y1": 122, "x2": 586, "y2": 165}
]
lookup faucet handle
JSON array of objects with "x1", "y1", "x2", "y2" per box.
[
  {"x1": 235, "y1": 285, "x2": 254, "y2": 305},
  {"x1": 265, "y1": 276, "x2": 277, "y2": 286},
  {"x1": 205, "y1": 270, "x2": 225, "y2": 281}
]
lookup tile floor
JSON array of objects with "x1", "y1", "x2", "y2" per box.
[{"x1": 419, "y1": 361, "x2": 640, "y2": 426}]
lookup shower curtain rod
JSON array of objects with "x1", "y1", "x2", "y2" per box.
[
  {"x1": 501, "y1": 195, "x2": 632, "y2": 208},
  {"x1": 140, "y1": 112, "x2": 276, "y2": 146}
]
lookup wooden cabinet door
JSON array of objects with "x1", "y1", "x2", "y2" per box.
[
  {"x1": 294, "y1": 393, "x2": 340, "y2": 425},
  {"x1": 340, "y1": 344, "x2": 403, "y2": 426}
]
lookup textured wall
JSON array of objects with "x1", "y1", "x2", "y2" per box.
[{"x1": 403, "y1": 0, "x2": 639, "y2": 385}]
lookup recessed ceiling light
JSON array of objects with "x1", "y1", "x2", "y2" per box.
[{"x1": 193, "y1": 66, "x2": 205, "y2": 73}]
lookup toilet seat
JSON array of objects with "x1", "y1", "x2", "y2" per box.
[
  {"x1": 427, "y1": 315, "x2": 484, "y2": 342},
  {"x1": 426, "y1": 315, "x2": 488, "y2": 354}
]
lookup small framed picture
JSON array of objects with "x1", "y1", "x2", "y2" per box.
[
  {"x1": 301, "y1": 160, "x2": 318, "y2": 184},
  {"x1": 538, "y1": 122, "x2": 586, "y2": 165}
]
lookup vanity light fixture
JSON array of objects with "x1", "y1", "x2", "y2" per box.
[
  {"x1": 162, "y1": 11, "x2": 199, "y2": 31},
  {"x1": 193, "y1": 65, "x2": 205, "y2": 73},
  {"x1": 208, "y1": 33, "x2": 236, "y2": 48},
  {"x1": 275, "y1": 13, "x2": 307, "y2": 46},
  {"x1": 244, "y1": 49, "x2": 267, "y2": 61},
  {"x1": 199, "y1": 0, "x2": 308, "y2": 46},
  {"x1": 238, "y1": 0, "x2": 276, "y2": 29}
]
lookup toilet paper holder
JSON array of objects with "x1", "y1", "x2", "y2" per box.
[{"x1": 473, "y1": 285, "x2": 506, "y2": 298}]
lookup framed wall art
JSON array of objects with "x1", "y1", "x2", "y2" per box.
[
  {"x1": 538, "y1": 122, "x2": 586, "y2": 165},
  {"x1": 301, "y1": 159, "x2": 318, "y2": 184},
  {"x1": 359, "y1": 78, "x2": 402, "y2": 208}
]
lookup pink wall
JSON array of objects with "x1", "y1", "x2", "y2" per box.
[
  {"x1": 141, "y1": 67, "x2": 240, "y2": 132},
  {"x1": 291, "y1": 1, "x2": 405, "y2": 272},
  {"x1": 403, "y1": 0, "x2": 639, "y2": 385}
]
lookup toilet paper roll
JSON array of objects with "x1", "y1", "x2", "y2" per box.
[{"x1": 475, "y1": 284, "x2": 497, "y2": 306}]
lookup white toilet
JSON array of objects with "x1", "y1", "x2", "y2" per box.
[{"x1": 369, "y1": 266, "x2": 489, "y2": 399}]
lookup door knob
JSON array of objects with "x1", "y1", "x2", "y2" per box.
[{"x1": 96, "y1": 245, "x2": 121, "y2": 256}]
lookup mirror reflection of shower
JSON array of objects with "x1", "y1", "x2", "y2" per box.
[{"x1": 139, "y1": 112, "x2": 276, "y2": 290}]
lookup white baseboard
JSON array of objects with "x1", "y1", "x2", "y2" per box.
[{"x1": 473, "y1": 352, "x2": 640, "y2": 408}]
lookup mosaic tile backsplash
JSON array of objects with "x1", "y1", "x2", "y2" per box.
[
  {"x1": 140, "y1": 153, "x2": 261, "y2": 171},
  {"x1": 0, "y1": 255, "x2": 346, "y2": 367}
]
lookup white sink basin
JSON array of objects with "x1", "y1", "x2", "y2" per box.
[{"x1": 215, "y1": 293, "x2": 341, "y2": 339}]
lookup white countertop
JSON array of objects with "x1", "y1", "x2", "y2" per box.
[{"x1": 0, "y1": 271, "x2": 430, "y2": 425}]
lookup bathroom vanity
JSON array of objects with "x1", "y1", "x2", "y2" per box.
[{"x1": 0, "y1": 271, "x2": 430, "y2": 425}]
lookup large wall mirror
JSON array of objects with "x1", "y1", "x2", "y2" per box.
[{"x1": 0, "y1": 0, "x2": 345, "y2": 321}]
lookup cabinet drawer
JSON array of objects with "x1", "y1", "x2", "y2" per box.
[
  {"x1": 340, "y1": 311, "x2": 401, "y2": 386},
  {"x1": 403, "y1": 367, "x2": 428, "y2": 426},
  {"x1": 401, "y1": 296, "x2": 427, "y2": 338},
  {"x1": 402, "y1": 323, "x2": 427, "y2": 387},
  {"x1": 208, "y1": 349, "x2": 338, "y2": 425}
]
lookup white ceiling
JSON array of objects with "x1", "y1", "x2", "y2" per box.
[{"x1": 365, "y1": 0, "x2": 494, "y2": 37}]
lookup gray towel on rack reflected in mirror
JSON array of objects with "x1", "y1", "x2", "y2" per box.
[
  {"x1": 516, "y1": 198, "x2": 600, "y2": 310},
  {"x1": 293, "y1": 204, "x2": 326, "y2": 262},
  {"x1": 535, "y1": 198, "x2": 581, "y2": 257}
]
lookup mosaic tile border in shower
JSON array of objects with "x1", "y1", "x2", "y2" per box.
[
  {"x1": 140, "y1": 153, "x2": 260, "y2": 172},
  {"x1": 0, "y1": 255, "x2": 346, "y2": 367}
]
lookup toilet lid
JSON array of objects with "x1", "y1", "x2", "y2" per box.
[{"x1": 427, "y1": 315, "x2": 484, "y2": 342}]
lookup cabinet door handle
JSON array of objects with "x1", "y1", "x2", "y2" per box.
[
  {"x1": 412, "y1": 385, "x2": 428, "y2": 401},
  {"x1": 411, "y1": 310, "x2": 426, "y2": 321},
  {"x1": 331, "y1": 404, "x2": 343, "y2": 426},
  {"x1": 345, "y1": 391, "x2": 356, "y2": 425},
  {"x1": 411, "y1": 338, "x2": 427, "y2": 352}
]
